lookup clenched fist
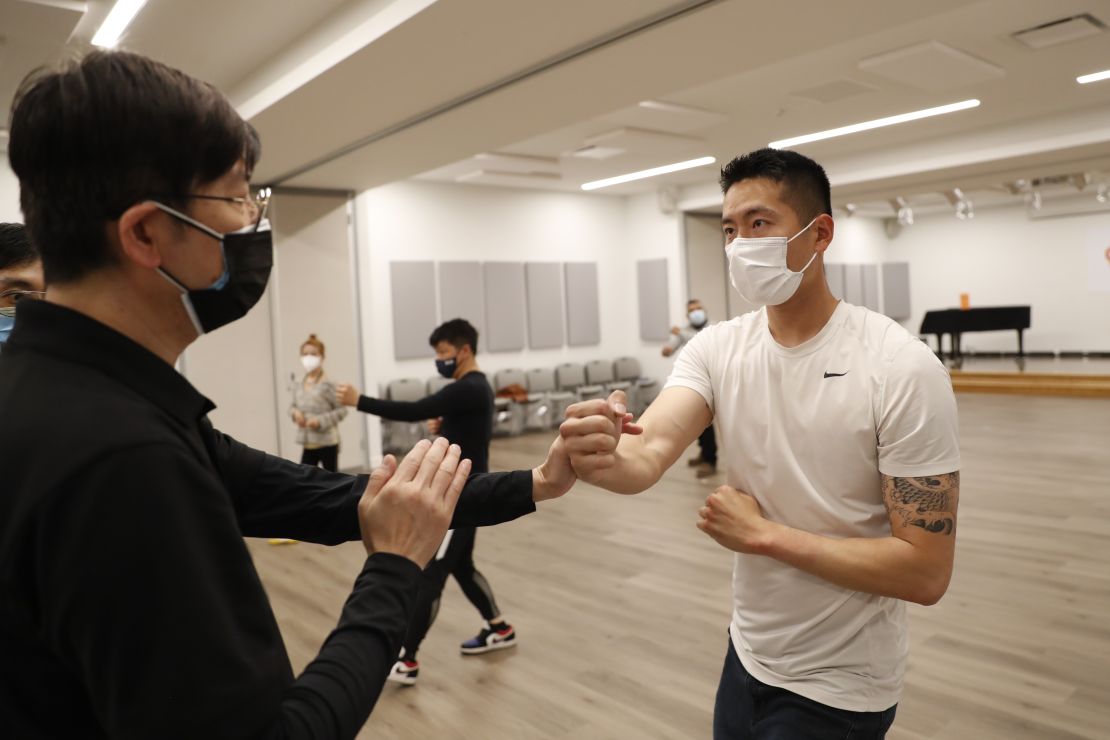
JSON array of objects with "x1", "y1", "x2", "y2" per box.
[{"x1": 336, "y1": 383, "x2": 360, "y2": 407}]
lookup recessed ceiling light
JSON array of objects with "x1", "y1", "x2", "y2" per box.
[
  {"x1": 581, "y1": 156, "x2": 716, "y2": 191},
  {"x1": 768, "y1": 99, "x2": 980, "y2": 149},
  {"x1": 1077, "y1": 69, "x2": 1110, "y2": 84},
  {"x1": 92, "y1": 0, "x2": 148, "y2": 49}
]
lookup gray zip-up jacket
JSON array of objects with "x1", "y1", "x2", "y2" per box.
[{"x1": 289, "y1": 376, "x2": 347, "y2": 448}]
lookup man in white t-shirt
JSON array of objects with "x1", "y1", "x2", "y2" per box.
[{"x1": 559, "y1": 148, "x2": 960, "y2": 739}]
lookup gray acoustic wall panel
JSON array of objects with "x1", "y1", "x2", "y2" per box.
[
  {"x1": 861, "y1": 263, "x2": 881, "y2": 312},
  {"x1": 564, "y1": 262, "x2": 601, "y2": 346},
  {"x1": 881, "y1": 262, "x2": 912, "y2": 320},
  {"x1": 390, "y1": 261, "x2": 437, "y2": 360},
  {"x1": 525, "y1": 262, "x2": 565, "y2": 349},
  {"x1": 826, "y1": 263, "x2": 845, "y2": 300},
  {"x1": 637, "y1": 258, "x2": 670, "y2": 341},
  {"x1": 439, "y1": 261, "x2": 485, "y2": 334},
  {"x1": 842, "y1": 263, "x2": 864, "y2": 306},
  {"x1": 483, "y1": 262, "x2": 527, "y2": 352}
]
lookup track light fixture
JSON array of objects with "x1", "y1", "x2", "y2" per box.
[
  {"x1": 1069, "y1": 172, "x2": 1092, "y2": 191},
  {"x1": 943, "y1": 188, "x2": 974, "y2": 220},
  {"x1": 889, "y1": 196, "x2": 914, "y2": 226}
]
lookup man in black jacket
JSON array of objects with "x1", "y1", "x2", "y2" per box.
[
  {"x1": 0, "y1": 222, "x2": 45, "y2": 346},
  {"x1": 338, "y1": 318, "x2": 515, "y2": 685},
  {"x1": 0, "y1": 50, "x2": 575, "y2": 740}
]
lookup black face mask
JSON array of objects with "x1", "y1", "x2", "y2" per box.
[
  {"x1": 151, "y1": 202, "x2": 273, "y2": 335},
  {"x1": 435, "y1": 356, "x2": 458, "y2": 378}
]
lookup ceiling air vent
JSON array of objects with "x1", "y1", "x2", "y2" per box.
[
  {"x1": 1012, "y1": 14, "x2": 1105, "y2": 49},
  {"x1": 569, "y1": 144, "x2": 625, "y2": 160}
]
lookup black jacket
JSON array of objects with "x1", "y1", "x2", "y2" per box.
[{"x1": 0, "y1": 300, "x2": 536, "y2": 739}]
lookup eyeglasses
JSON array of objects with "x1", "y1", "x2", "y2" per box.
[
  {"x1": 0, "y1": 288, "x2": 46, "y2": 311},
  {"x1": 157, "y1": 187, "x2": 272, "y2": 228}
]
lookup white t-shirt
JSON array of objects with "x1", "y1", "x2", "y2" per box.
[{"x1": 665, "y1": 301, "x2": 960, "y2": 712}]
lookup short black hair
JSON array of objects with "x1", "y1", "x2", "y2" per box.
[
  {"x1": 719, "y1": 148, "x2": 831, "y2": 224},
  {"x1": 429, "y1": 318, "x2": 479, "y2": 355},
  {"x1": 7, "y1": 50, "x2": 260, "y2": 284},
  {"x1": 0, "y1": 223, "x2": 39, "y2": 272}
]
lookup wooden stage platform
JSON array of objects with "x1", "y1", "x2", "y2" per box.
[{"x1": 949, "y1": 358, "x2": 1110, "y2": 398}]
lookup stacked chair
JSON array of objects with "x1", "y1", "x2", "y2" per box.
[
  {"x1": 585, "y1": 359, "x2": 632, "y2": 402},
  {"x1": 614, "y1": 356, "x2": 660, "y2": 417},
  {"x1": 555, "y1": 362, "x2": 606, "y2": 403},
  {"x1": 378, "y1": 358, "x2": 661, "y2": 446},
  {"x1": 525, "y1": 367, "x2": 574, "y2": 429},
  {"x1": 380, "y1": 377, "x2": 427, "y2": 454},
  {"x1": 490, "y1": 369, "x2": 526, "y2": 437}
]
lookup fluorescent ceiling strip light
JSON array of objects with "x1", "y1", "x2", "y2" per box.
[
  {"x1": 581, "y1": 156, "x2": 716, "y2": 191},
  {"x1": 769, "y1": 99, "x2": 981, "y2": 149},
  {"x1": 91, "y1": 0, "x2": 148, "y2": 48},
  {"x1": 1077, "y1": 69, "x2": 1110, "y2": 84}
]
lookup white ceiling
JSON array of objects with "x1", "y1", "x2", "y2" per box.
[{"x1": 3, "y1": 0, "x2": 1110, "y2": 217}]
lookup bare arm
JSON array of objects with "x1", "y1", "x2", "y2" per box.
[
  {"x1": 560, "y1": 387, "x2": 712, "y2": 495},
  {"x1": 698, "y1": 472, "x2": 960, "y2": 606}
]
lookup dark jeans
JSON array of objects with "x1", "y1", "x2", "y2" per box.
[
  {"x1": 699, "y1": 424, "x2": 718, "y2": 466},
  {"x1": 401, "y1": 527, "x2": 501, "y2": 660},
  {"x1": 300, "y1": 445, "x2": 339, "y2": 472},
  {"x1": 714, "y1": 640, "x2": 897, "y2": 740}
]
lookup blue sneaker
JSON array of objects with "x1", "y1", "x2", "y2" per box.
[{"x1": 460, "y1": 623, "x2": 517, "y2": 655}]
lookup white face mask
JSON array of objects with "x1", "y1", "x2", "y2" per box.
[
  {"x1": 301, "y1": 354, "x2": 322, "y2": 372},
  {"x1": 726, "y1": 216, "x2": 820, "y2": 307}
]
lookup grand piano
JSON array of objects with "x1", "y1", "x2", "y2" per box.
[{"x1": 920, "y1": 306, "x2": 1031, "y2": 365}]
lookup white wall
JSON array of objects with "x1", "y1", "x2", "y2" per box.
[
  {"x1": 622, "y1": 191, "x2": 686, "y2": 383},
  {"x1": 352, "y1": 181, "x2": 685, "y2": 460},
  {"x1": 885, "y1": 205, "x2": 1110, "y2": 353},
  {"x1": 0, "y1": 159, "x2": 21, "y2": 223},
  {"x1": 671, "y1": 201, "x2": 1110, "y2": 353},
  {"x1": 828, "y1": 215, "x2": 889, "y2": 265},
  {"x1": 684, "y1": 213, "x2": 729, "y2": 322}
]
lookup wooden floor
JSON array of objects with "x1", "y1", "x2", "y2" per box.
[{"x1": 246, "y1": 393, "x2": 1110, "y2": 739}]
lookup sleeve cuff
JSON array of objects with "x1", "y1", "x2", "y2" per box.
[{"x1": 362, "y1": 551, "x2": 423, "y2": 581}]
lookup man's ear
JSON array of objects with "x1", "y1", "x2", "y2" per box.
[
  {"x1": 814, "y1": 213, "x2": 835, "y2": 254},
  {"x1": 114, "y1": 202, "x2": 168, "y2": 269}
]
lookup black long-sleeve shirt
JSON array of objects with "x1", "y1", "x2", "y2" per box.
[
  {"x1": 357, "y1": 370, "x2": 494, "y2": 473},
  {"x1": 0, "y1": 301, "x2": 536, "y2": 740}
]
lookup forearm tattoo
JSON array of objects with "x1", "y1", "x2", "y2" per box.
[{"x1": 882, "y1": 473, "x2": 959, "y2": 536}]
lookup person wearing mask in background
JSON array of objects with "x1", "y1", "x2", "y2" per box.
[
  {"x1": 662, "y1": 298, "x2": 717, "y2": 479},
  {"x1": 290, "y1": 333, "x2": 347, "y2": 472},
  {"x1": 0, "y1": 223, "x2": 46, "y2": 347},
  {"x1": 337, "y1": 318, "x2": 516, "y2": 686},
  {"x1": 0, "y1": 50, "x2": 579, "y2": 740}
]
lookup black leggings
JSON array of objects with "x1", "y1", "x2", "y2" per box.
[
  {"x1": 300, "y1": 445, "x2": 339, "y2": 472},
  {"x1": 402, "y1": 527, "x2": 501, "y2": 660}
]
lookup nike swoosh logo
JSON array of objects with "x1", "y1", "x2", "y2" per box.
[{"x1": 823, "y1": 371, "x2": 849, "y2": 378}]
